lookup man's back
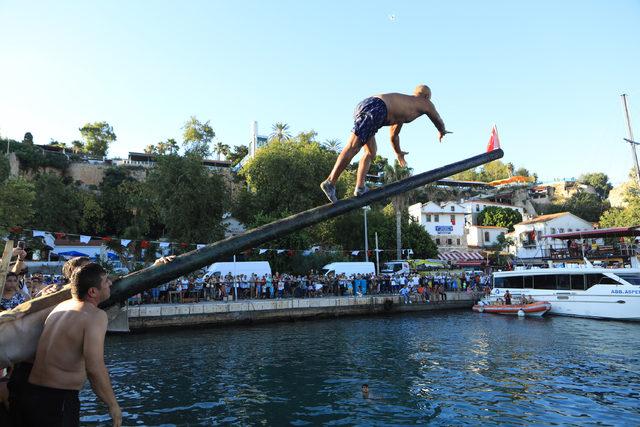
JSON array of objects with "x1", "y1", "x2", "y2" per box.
[{"x1": 29, "y1": 299, "x2": 103, "y2": 390}]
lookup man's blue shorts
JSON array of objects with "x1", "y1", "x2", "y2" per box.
[{"x1": 352, "y1": 97, "x2": 388, "y2": 145}]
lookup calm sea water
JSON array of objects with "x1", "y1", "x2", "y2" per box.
[{"x1": 80, "y1": 311, "x2": 640, "y2": 426}]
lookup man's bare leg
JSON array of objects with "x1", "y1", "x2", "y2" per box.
[
  {"x1": 321, "y1": 132, "x2": 364, "y2": 203},
  {"x1": 355, "y1": 136, "x2": 376, "y2": 192},
  {"x1": 326, "y1": 132, "x2": 363, "y2": 184}
]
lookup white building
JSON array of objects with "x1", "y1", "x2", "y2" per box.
[
  {"x1": 467, "y1": 225, "x2": 508, "y2": 248},
  {"x1": 508, "y1": 212, "x2": 597, "y2": 259},
  {"x1": 408, "y1": 201, "x2": 467, "y2": 250}
]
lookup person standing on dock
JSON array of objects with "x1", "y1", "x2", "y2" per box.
[
  {"x1": 22, "y1": 263, "x2": 121, "y2": 427},
  {"x1": 320, "y1": 84, "x2": 451, "y2": 203}
]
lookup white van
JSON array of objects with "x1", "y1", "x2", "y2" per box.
[
  {"x1": 321, "y1": 262, "x2": 375, "y2": 277},
  {"x1": 204, "y1": 261, "x2": 271, "y2": 279},
  {"x1": 381, "y1": 261, "x2": 410, "y2": 276}
]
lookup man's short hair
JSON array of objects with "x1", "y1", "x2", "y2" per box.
[
  {"x1": 62, "y1": 256, "x2": 91, "y2": 280},
  {"x1": 70, "y1": 263, "x2": 106, "y2": 299},
  {"x1": 414, "y1": 84, "x2": 431, "y2": 99},
  {"x1": 6, "y1": 272, "x2": 18, "y2": 280}
]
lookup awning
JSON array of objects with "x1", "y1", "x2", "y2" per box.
[
  {"x1": 56, "y1": 250, "x2": 90, "y2": 258},
  {"x1": 438, "y1": 251, "x2": 484, "y2": 263},
  {"x1": 542, "y1": 226, "x2": 640, "y2": 240},
  {"x1": 456, "y1": 260, "x2": 484, "y2": 267}
]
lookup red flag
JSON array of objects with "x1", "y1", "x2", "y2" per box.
[
  {"x1": 486, "y1": 125, "x2": 500, "y2": 152},
  {"x1": 54, "y1": 232, "x2": 66, "y2": 239},
  {"x1": 140, "y1": 240, "x2": 150, "y2": 249}
]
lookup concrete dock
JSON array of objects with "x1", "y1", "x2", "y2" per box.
[{"x1": 112, "y1": 292, "x2": 478, "y2": 332}]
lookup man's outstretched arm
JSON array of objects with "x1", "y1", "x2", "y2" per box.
[{"x1": 424, "y1": 101, "x2": 451, "y2": 142}]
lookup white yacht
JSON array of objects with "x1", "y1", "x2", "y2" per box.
[{"x1": 490, "y1": 263, "x2": 640, "y2": 320}]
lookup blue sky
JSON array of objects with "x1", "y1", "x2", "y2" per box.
[{"x1": 1, "y1": 0, "x2": 638, "y2": 184}]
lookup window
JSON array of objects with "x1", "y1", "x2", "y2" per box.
[
  {"x1": 450, "y1": 214, "x2": 456, "y2": 222},
  {"x1": 456, "y1": 238, "x2": 461, "y2": 245},
  {"x1": 551, "y1": 228, "x2": 556, "y2": 234},
  {"x1": 434, "y1": 214, "x2": 439, "y2": 222},
  {"x1": 585, "y1": 274, "x2": 605, "y2": 289},
  {"x1": 617, "y1": 274, "x2": 640, "y2": 286},
  {"x1": 559, "y1": 228, "x2": 565, "y2": 233},
  {"x1": 451, "y1": 206, "x2": 455, "y2": 211},
  {"x1": 571, "y1": 275, "x2": 585, "y2": 290},
  {"x1": 524, "y1": 276, "x2": 534, "y2": 288},
  {"x1": 534, "y1": 274, "x2": 557, "y2": 290},
  {"x1": 557, "y1": 275, "x2": 570, "y2": 290},
  {"x1": 503, "y1": 276, "x2": 524, "y2": 288},
  {"x1": 447, "y1": 238, "x2": 452, "y2": 245},
  {"x1": 426, "y1": 214, "x2": 431, "y2": 222},
  {"x1": 475, "y1": 204, "x2": 480, "y2": 212},
  {"x1": 484, "y1": 231, "x2": 490, "y2": 242},
  {"x1": 435, "y1": 238, "x2": 441, "y2": 245},
  {"x1": 568, "y1": 228, "x2": 573, "y2": 232}
]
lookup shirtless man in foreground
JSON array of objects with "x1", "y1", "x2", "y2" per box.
[
  {"x1": 320, "y1": 84, "x2": 451, "y2": 203},
  {"x1": 24, "y1": 263, "x2": 121, "y2": 427}
]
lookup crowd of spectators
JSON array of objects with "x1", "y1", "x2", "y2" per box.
[{"x1": 126, "y1": 270, "x2": 493, "y2": 305}]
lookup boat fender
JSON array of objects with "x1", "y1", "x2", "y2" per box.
[
  {"x1": 478, "y1": 307, "x2": 484, "y2": 313},
  {"x1": 517, "y1": 309, "x2": 525, "y2": 317}
]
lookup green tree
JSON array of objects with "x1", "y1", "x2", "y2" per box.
[
  {"x1": 0, "y1": 178, "x2": 35, "y2": 228},
  {"x1": 241, "y1": 137, "x2": 340, "y2": 217},
  {"x1": 0, "y1": 155, "x2": 10, "y2": 183},
  {"x1": 514, "y1": 167, "x2": 530, "y2": 177},
  {"x1": 579, "y1": 172, "x2": 613, "y2": 199},
  {"x1": 71, "y1": 140, "x2": 85, "y2": 154},
  {"x1": 227, "y1": 144, "x2": 249, "y2": 166},
  {"x1": 31, "y1": 173, "x2": 83, "y2": 232},
  {"x1": 79, "y1": 121, "x2": 116, "y2": 157},
  {"x1": 213, "y1": 141, "x2": 230, "y2": 160},
  {"x1": 384, "y1": 161, "x2": 412, "y2": 259},
  {"x1": 79, "y1": 192, "x2": 105, "y2": 235},
  {"x1": 270, "y1": 122, "x2": 291, "y2": 142},
  {"x1": 563, "y1": 192, "x2": 609, "y2": 222},
  {"x1": 146, "y1": 154, "x2": 227, "y2": 242},
  {"x1": 479, "y1": 160, "x2": 510, "y2": 182},
  {"x1": 182, "y1": 116, "x2": 215, "y2": 157},
  {"x1": 98, "y1": 167, "x2": 138, "y2": 235},
  {"x1": 144, "y1": 144, "x2": 157, "y2": 154},
  {"x1": 22, "y1": 132, "x2": 34, "y2": 145},
  {"x1": 477, "y1": 206, "x2": 523, "y2": 232}
]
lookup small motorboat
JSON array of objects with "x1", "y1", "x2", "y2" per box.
[{"x1": 472, "y1": 300, "x2": 551, "y2": 317}]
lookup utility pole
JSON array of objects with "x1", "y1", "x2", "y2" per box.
[{"x1": 621, "y1": 94, "x2": 640, "y2": 184}]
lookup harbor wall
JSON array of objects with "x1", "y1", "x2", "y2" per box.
[{"x1": 118, "y1": 292, "x2": 478, "y2": 332}]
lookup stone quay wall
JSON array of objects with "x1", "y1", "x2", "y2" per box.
[{"x1": 118, "y1": 292, "x2": 478, "y2": 332}]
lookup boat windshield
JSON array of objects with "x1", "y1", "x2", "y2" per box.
[{"x1": 616, "y1": 273, "x2": 640, "y2": 286}]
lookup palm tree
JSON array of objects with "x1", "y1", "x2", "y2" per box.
[
  {"x1": 507, "y1": 162, "x2": 515, "y2": 178},
  {"x1": 144, "y1": 144, "x2": 156, "y2": 154},
  {"x1": 322, "y1": 138, "x2": 342, "y2": 153},
  {"x1": 213, "y1": 141, "x2": 230, "y2": 160},
  {"x1": 384, "y1": 161, "x2": 413, "y2": 259},
  {"x1": 270, "y1": 122, "x2": 291, "y2": 142}
]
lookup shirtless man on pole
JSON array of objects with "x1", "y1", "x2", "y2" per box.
[
  {"x1": 23, "y1": 263, "x2": 121, "y2": 427},
  {"x1": 320, "y1": 84, "x2": 451, "y2": 203}
]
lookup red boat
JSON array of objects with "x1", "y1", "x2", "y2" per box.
[{"x1": 472, "y1": 301, "x2": 551, "y2": 317}]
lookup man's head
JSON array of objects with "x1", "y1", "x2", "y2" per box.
[
  {"x1": 5, "y1": 272, "x2": 19, "y2": 292},
  {"x1": 414, "y1": 84, "x2": 431, "y2": 99},
  {"x1": 62, "y1": 256, "x2": 91, "y2": 281},
  {"x1": 70, "y1": 262, "x2": 111, "y2": 303}
]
